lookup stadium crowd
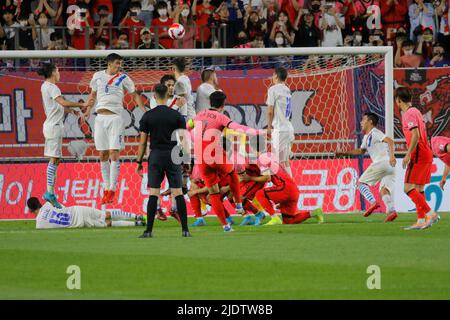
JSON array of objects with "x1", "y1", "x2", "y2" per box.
[{"x1": 0, "y1": 0, "x2": 449, "y2": 68}]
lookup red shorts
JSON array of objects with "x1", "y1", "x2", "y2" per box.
[
  {"x1": 198, "y1": 162, "x2": 234, "y2": 188},
  {"x1": 404, "y1": 161, "x2": 432, "y2": 185},
  {"x1": 264, "y1": 183, "x2": 300, "y2": 214},
  {"x1": 241, "y1": 181, "x2": 265, "y2": 200}
]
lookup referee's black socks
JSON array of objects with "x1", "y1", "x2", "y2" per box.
[
  {"x1": 145, "y1": 195, "x2": 159, "y2": 233},
  {"x1": 175, "y1": 195, "x2": 189, "y2": 232}
]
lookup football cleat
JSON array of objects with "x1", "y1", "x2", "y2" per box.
[
  {"x1": 43, "y1": 192, "x2": 62, "y2": 209},
  {"x1": 192, "y1": 217, "x2": 206, "y2": 227},
  {"x1": 384, "y1": 211, "x2": 398, "y2": 222},
  {"x1": 139, "y1": 231, "x2": 152, "y2": 238},
  {"x1": 169, "y1": 209, "x2": 181, "y2": 223},
  {"x1": 423, "y1": 213, "x2": 440, "y2": 229},
  {"x1": 312, "y1": 208, "x2": 324, "y2": 224},
  {"x1": 156, "y1": 208, "x2": 167, "y2": 221},
  {"x1": 106, "y1": 190, "x2": 116, "y2": 204},
  {"x1": 100, "y1": 190, "x2": 110, "y2": 205},
  {"x1": 264, "y1": 215, "x2": 282, "y2": 226},
  {"x1": 403, "y1": 222, "x2": 427, "y2": 230},
  {"x1": 223, "y1": 224, "x2": 234, "y2": 232},
  {"x1": 235, "y1": 203, "x2": 245, "y2": 215},
  {"x1": 182, "y1": 230, "x2": 192, "y2": 237},
  {"x1": 363, "y1": 202, "x2": 380, "y2": 217}
]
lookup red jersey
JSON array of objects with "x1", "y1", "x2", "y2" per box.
[
  {"x1": 151, "y1": 17, "x2": 174, "y2": 49},
  {"x1": 121, "y1": 17, "x2": 145, "y2": 48},
  {"x1": 195, "y1": 4, "x2": 215, "y2": 42},
  {"x1": 431, "y1": 136, "x2": 450, "y2": 166},
  {"x1": 401, "y1": 107, "x2": 433, "y2": 163},
  {"x1": 71, "y1": 18, "x2": 95, "y2": 49},
  {"x1": 245, "y1": 164, "x2": 261, "y2": 177},
  {"x1": 259, "y1": 153, "x2": 296, "y2": 188}
]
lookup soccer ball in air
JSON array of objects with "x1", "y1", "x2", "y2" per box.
[{"x1": 168, "y1": 23, "x2": 185, "y2": 40}]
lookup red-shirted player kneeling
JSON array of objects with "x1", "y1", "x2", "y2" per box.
[
  {"x1": 431, "y1": 136, "x2": 450, "y2": 190},
  {"x1": 247, "y1": 153, "x2": 324, "y2": 226}
]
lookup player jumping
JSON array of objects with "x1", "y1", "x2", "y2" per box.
[
  {"x1": 38, "y1": 63, "x2": 88, "y2": 208},
  {"x1": 336, "y1": 113, "x2": 398, "y2": 222},
  {"x1": 85, "y1": 53, "x2": 147, "y2": 205},
  {"x1": 27, "y1": 197, "x2": 146, "y2": 229},
  {"x1": 395, "y1": 87, "x2": 439, "y2": 230},
  {"x1": 172, "y1": 57, "x2": 196, "y2": 120},
  {"x1": 431, "y1": 136, "x2": 450, "y2": 190}
]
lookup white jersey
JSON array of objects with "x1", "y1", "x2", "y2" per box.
[
  {"x1": 149, "y1": 96, "x2": 176, "y2": 110},
  {"x1": 176, "y1": 74, "x2": 196, "y2": 119},
  {"x1": 360, "y1": 127, "x2": 390, "y2": 163},
  {"x1": 266, "y1": 83, "x2": 294, "y2": 133},
  {"x1": 41, "y1": 81, "x2": 64, "y2": 132},
  {"x1": 89, "y1": 70, "x2": 135, "y2": 115},
  {"x1": 195, "y1": 82, "x2": 216, "y2": 113}
]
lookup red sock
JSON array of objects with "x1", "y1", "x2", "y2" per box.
[
  {"x1": 228, "y1": 170, "x2": 242, "y2": 203},
  {"x1": 189, "y1": 195, "x2": 202, "y2": 218},
  {"x1": 407, "y1": 189, "x2": 430, "y2": 219},
  {"x1": 255, "y1": 190, "x2": 275, "y2": 215},
  {"x1": 209, "y1": 193, "x2": 227, "y2": 225},
  {"x1": 243, "y1": 199, "x2": 259, "y2": 214}
]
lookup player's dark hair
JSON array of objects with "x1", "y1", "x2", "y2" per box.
[
  {"x1": 154, "y1": 83, "x2": 168, "y2": 100},
  {"x1": 395, "y1": 87, "x2": 412, "y2": 103},
  {"x1": 27, "y1": 197, "x2": 42, "y2": 212},
  {"x1": 210, "y1": 91, "x2": 227, "y2": 109},
  {"x1": 201, "y1": 69, "x2": 215, "y2": 82},
  {"x1": 106, "y1": 53, "x2": 123, "y2": 64},
  {"x1": 402, "y1": 40, "x2": 414, "y2": 48},
  {"x1": 160, "y1": 74, "x2": 176, "y2": 85},
  {"x1": 172, "y1": 57, "x2": 186, "y2": 73},
  {"x1": 274, "y1": 67, "x2": 288, "y2": 81},
  {"x1": 364, "y1": 112, "x2": 379, "y2": 126},
  {"x1": 37, "y1": 62, "x2": 57, "y2": 79}
]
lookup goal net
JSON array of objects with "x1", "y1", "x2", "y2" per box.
[{"x1": 0, "y1": 47, "x2": 393, "y2": 219}]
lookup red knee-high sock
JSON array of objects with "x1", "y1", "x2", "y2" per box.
[
  {"x1": 282, "y1": 211, "x2": 311, "y2": 224},
  {"x1": 209, "y1": 193, "x2": 227, "y2": 225},
  {"x1": 255, "y1": 190, "x2": 275, "y2": 215},
  {"x1": 228, "y1": 171, "x2": 242, "y2": 203},
  {"x1": 406, "y1": 189, "x2": 430, "y2": 219},
  {"x1": 189, "y1": 195, "x2": 202, "y2": 218},
  {"x1": 243, "y1": 199, "x2": 259, "y2": 214}
]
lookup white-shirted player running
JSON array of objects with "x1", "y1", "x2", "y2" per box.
[
  {"x1": 336, "y1": 112, "x2": 398, "y2": 222},
  {"x1": 172, "y1": 57, "x2": 196, "y2": 120},
  {"x1": 85, "y1": 53, "x2": 147, "y2": 205},
  {"x1": 195, "y1": 68, "x2": 219, "y2": 113},
  {"x1": 38, "y1": 63, "x2": 88, "y2": 208},
  {"x1": 27, "y1": 197, "x2": 146, "y2": 229},
  {"x1": 266, "y1": 67, "x2": 295, "y2": 177}
]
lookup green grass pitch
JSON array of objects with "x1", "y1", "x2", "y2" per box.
[{"x1": 0, "y1": 213, "x2": 449, "y2": 300}]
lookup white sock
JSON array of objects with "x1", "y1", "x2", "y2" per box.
[
  {"x1": 358, "y1": 184, "x2": 376, "y2": 205},
  {"x1": 110, "y1": 160, "x2": 120, "y2": 191},
  {"x1": 110, "y1": 209, "x2": 136, "y2": 221},
  {"x1": 111, "y1": 221, "x2": 135, "y2": 227},
  {"x1": 285, "y1": 165, "x2": 293, "y2": 177},
  {"x1": 417, "y1": 218, "x2": 425, "y2": 224},
  {"x1": 46, "y1": 162, "x2": 58, "y2": 193},
  {"x1": 381, "y1": 194, "x2": 395, "y2": 213},
  {"x1": 101, "y1": 161, "x2": 111, "y2": 190}
]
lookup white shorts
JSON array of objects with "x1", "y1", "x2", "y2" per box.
[
  {"x1": 272, "y1": 129, "x2": 294, "y2": 162},
  {"x1": 43, "y1": 124, "x2": 63, "y2": 158},
  {"x1": 94, "y1": 114, "x2": 124, "y2": 151},
  {"x1": 70, "y1": 206, "x2": 107, "y2": 228},
  {"x1": 359, "y1": 161, "x2": 395, "y2": 193}
]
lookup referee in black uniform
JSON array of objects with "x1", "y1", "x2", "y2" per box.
[{"x1": 136, "y1": 84, "x2": 191, "y2": 238}]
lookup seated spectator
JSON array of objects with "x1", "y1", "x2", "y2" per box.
[
  {"x1": 380, "y1": 0, "x2": 408, "y2": 34},
  {"x1": 409, "y1": 0, "x2": 436, "y2": 41},
  {"x1": 17, "y1": 13, "x2": 37, "y2": 50},
  {"x1": 120, "y1": 1, "x2": 145, "y2": 48},
  {"x1": 68, "y1": 3, "x2": 95, "y2": 49},
  {"x1": 1, "y1": 5, "x2": 19, "y2": 50},
  {"x1": 173, "y1": 2, "x2": 197, "y2": 49},
  {"x1": 95, "y1": 5, "x2": 113, "y2": 46},
  {"x1": 138, "y1": 27, "x2": 164, "y2": 49},
  {"x1": 192, "y1": 0, "x2": 216, "y2": 48},
  {"x1": 269, "y1": 11, "x2": 295, "y2": 45},
  {"x1": 395, "y1": 39, "x2": 424, "y2": 67},
  {"x1": 425, "y1": 42, "x2": 450, "y2": 67},
  {"x1": 151, "y1": 1, "x2": 174, "y2": 49},
  {"x1": 320, "y1": 1, "x2": 345, "y2": 46},
  {"x1": 35, "y1": 12, "x2": 55, "y2": 49},
  {"x1": 293, "y1": 10, "x2": 321, "y2": 47},
  {"x1": 111, "y1": 30, "x2": 130, "y2": 49},
  {"x1": 244, "y1": 8, "x2": 267, "y2": 41}
]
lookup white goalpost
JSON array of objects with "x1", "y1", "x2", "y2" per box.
[{"x1": 0, "y1": 47, "x2": 394, "y2": 218}]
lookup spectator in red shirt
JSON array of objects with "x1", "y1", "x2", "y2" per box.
[
  {"x1": 151, "y1": 1, "x2": 174, "y2": 49},
  {"x1": 277, "y1": 0, "x2": 304, "y2": 23},
  {"x1": 95, "y1": 5, "x2": 113, "y2": 46},
  {"x1": 193, "y1": 0, "x2": 216, "y2": 48},
  {"x1": 120, "y1": 1, "x2": 145, "y2": 48},
  {"x1": 380, "y1": 0, "x2": 408, "y2": 33},
  {"x1": 68, "y1": 3, "x2": 95, "y2": 49},
  {"x1": 395, "y1": 39, "x2": 424, "y2": 67}
]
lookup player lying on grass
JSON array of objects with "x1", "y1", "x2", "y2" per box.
[
  {"x1": 335, "y1": 112, "x2": 398, "y2": 222},
  {"x1": 38, "y1": 63, "x2": 88, "y2": 209},
  {"x1": 27, "y1": 197, "x2": 146, "y2": 229},
  {"x1": 249, "y1": 153, "x2": 324, "y2": 226},
  {"x1": 396, "y1": 87, "x2": 439, "y2": 230},
  {"x1": 431, "y1": 136, "x2": 450, "y2": 190}
]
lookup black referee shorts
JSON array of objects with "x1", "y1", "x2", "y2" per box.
[{"x1": 147, "y1": 149, "x2": 182, "y2": 189}]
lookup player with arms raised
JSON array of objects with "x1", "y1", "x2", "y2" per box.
[
  {"x1": 85, "y1": 53, "x2": 147, "y2": 205},
  {"x1": 431, "y1": 136, "x2": 450, "y2": 190},
  {"x1": 336, "y1": 113, "x2": 398, "y2": 222},
  {"x1": 266, "y1": 67, "x2": 295, "y2": 177},
  {"x1": 38, "y1": 63, "x2": 88, "y2": 208},
  {"x1": 395, "y1": 87, "x2": 439, "y2": 230}
]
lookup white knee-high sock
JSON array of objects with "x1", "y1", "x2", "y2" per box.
[
  {"x1": 47, "y1": 162, "x2": 58, "y2": 193},
  {"x1": 110, "y1": 160, "x2": 120, "y2": 191},
  {"x1": 110, "y1": 209, "x2": 136, "y2": 221},
  {"x1": 111, "y1": 221, "x2": 135, "y2": 227},
  {"x1": 358, "y1": 184, "x2": 376, "y2": 205},
  {"x1": 101, "y1": 161, "x2": 111, "y2": 190},
  {"x1": 382, "y1": 194, "x2": 395, "y2": 213}
]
